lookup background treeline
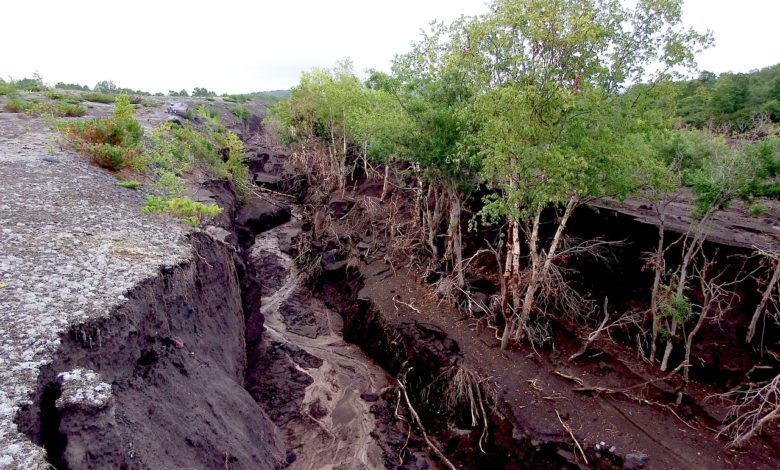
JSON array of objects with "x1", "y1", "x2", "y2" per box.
[
  {"x1": 0, "y1": 75, "x2": 288, "y2": 104},
  {"x1": 671, "y1": 64, "x2": 780, "y2": 131}
]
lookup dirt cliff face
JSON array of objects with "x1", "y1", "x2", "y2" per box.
[
  {"x1": 14, "y1": 231, "x2": 286, "y2": 469},
  {"x1": 0, "y1": 103, "x2": 288, "y2": 470}
]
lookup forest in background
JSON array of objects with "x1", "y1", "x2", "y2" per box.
[{"x1": 266, "y1": 0, "x2": 780, "y2": 447}]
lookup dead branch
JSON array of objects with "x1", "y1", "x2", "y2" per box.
[
  {"x1": 746, "y1": 249, "x2": 780, "y2": 343},
  {"x1": 719, "y1": 373, "x2": 780, "y2": 447},
  {"x1": 397, "y1": 378, "x2": 458, "y2": 470},
  {"x1": 569, "y1": 297, "x2": 610, "y2": 361},
  {"x1": 556, "y1": 410, "x2": 588, "y2": 465},
  {"x1": 392, "y1": 295, "x2": 422, "y2": 315}
]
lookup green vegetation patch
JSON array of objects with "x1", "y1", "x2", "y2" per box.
[
  {"x1": 230, "y1": 105, "x2": 251, "y2": 121},
  {"x1": 142, "y1": 196, "x2": 222, "y2": 226},
  {"x1": 60, "y1": 94, "x2": 142, "y2": 170},
  {"x1": 4, "y1": 98, "x2": 86, "y2": 117},
  {"x1": 119, "y1": 180, "x2": 142, "y2": 189},
  {"x1": 81, "y1": 92, "x2": 116, "y2": 104}
]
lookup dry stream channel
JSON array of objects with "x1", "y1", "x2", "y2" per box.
[{"x1": 247, "y1": 216, "x2": 390, "y2": 470}]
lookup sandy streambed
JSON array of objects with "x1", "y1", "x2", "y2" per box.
[{"x1": 248, "y1": 223, "x2": 389, "y2": 470}]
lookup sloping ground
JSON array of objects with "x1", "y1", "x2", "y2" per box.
[
  {"x1": 0, "y1": 111, "x2": 285, "y2": 468},
  {"x1": 356, "y1": 261, "x2": 779, "y2": 469},
  {"x1": 597, "y1": 190, "x2": 780, "y2": 251}
]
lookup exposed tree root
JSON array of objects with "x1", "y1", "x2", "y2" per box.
[{"x1": 396, "y1": 378, "x2": 458, "y2": 470}]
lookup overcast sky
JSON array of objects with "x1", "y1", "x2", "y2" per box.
[{"x1": 3, "y1": 0, "x2": 779, "y2": 94}]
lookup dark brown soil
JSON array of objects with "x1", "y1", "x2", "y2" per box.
[
  {"x1": 290, "y1": 163, "x2": 780, "y2": 469},
  {"x1": 597, "y1": 189, "x2": 780, "y2": 251}
]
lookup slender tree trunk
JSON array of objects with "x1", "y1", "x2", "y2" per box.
[
  {"x1": 660, "y1": 216, "x2": 709, "y2": 371},
  {"x1": 380, "y1": 164, "x2": 391, "y2": 201},
  {"x1": 425, "y1": 185, "x2": 444, "y2": 260},
  {"x1": 500, "y1": 222, "x2": 515, "y2": 350},
  {"x1": 513, "y1": 210, "x2": 542, "y2": 345},
  {"x1": 649, "y1": 211, "x2": 666, "y2": 362},
  {"x1": 510, "y1": 217, "x2": 522, "y2": 320},
  {"x1": 746, "y1": 258, "x2": 780, "y2": 343},
  {"x1": 363, "y1": 140, "x2": 368, "y2": 176},
  {"x1": 516, "y1": 196, "x2": 577, "y2": 343},
  {"x1": 447, "y1": 185, "x2": 465, "y2": 289}
]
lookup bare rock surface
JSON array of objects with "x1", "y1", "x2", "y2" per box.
[{"x1": 597, "y1": 189, "x2": 780, "y2": 251}]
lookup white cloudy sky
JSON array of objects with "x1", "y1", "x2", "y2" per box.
[{"x1": 3, "y1": 0, "x2": 779, "y2": 94}]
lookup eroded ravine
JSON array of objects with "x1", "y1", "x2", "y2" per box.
[{"x1": 247, "y1": 217, "x2": 390, "y2": 469}]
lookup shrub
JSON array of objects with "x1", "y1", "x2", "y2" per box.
[
  {"x1": 82, "y1": 92, "x2": 116, "y2": 104},
  {"x1": 152, "y1": 170, "x2": 186, "y2": 197},
  {"x1": 4, "y1": 98, "x2": 28, "y2": 113},
  {"x1": 0, "y1": 81, "x2": 17, "y2": 96},
  {"x1": 141, "y1": 195, "x2": 222, "y2": 226},
  {"x1": 196, "y1": 105, "x2": 220, "y2": 120},
  {"x1": 230, "y1": 105, "x2": 251, "y2": 121},
  {"x1": 30, "y1": 101, "x2": 86, "y2": 118},
  {"x1": 119, "y1": 180, "x2": 141, "y2": 189},
  {"x1": 45, "y1": 89, "x2": 64, "y2": 100},
  {"x1": 223, "y1": 94, "x2": 249, "y2": 103},
  {"x1": 222, "y1": 131, "x2": 251, "y2": 200},
  {"x1": 60, "y1": 94, "x2": 142, "y2": 169},
  {"x1": 89, "y1": 143, "x2": 127, "y2": 169}
]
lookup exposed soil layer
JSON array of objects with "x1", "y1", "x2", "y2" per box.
[
  {"x1": 235, "y1": 128, "x2": 403, "y2": 469},
  {"x1": 596, "y1": 190, "x2": 780, "y2": 251},
  {"x1": 288, "y1": 164, "x2": 780, "y2": 469},
  {"x1": 14, "y1": 231, "x2": 286, "y2": 469}
]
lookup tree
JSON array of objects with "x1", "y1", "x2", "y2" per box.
[
  {"x1": 192, "y1": 87, "x2": 216, "y2": 97},
  {"x1": 654, "y1": 139, "x2": 762, "y2": 371},
  {"x1": 94, "y1": 80, "x2": 118, "y2": 94},
  {"x1": 456, "y1": 0, "x2": 710, "y2": 348},
  {"x1": 384, "y1": 23, "x2": 479, "y2": 288}
]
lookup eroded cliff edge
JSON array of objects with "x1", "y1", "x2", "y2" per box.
[{"x1": 0, "y1": 114, "x2": 285, "y2": 469}]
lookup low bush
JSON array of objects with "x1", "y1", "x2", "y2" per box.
[
  {"x1": 82, "y1": 92, "x2": 115, "y2": 104},
  {"x1": 141, "y1": 195, "x2": 222, "y2": 226},
  {"x1": 0, "y1": 81, "x2": 17, "y2": 96},
  {"x1": 230, "y1": 105, "x2": 251, "y2": 121},
  {"x1": 30, "y1": 101, "x2": 86, "y2": 117},
  {"x1": 4, "y1": 98, "x2": 27, "y2": 113},
  {"x1": 119, "y1": 180, "x2": 141, "y2": 189},
  {"x1": 45, "y1": 89, "x2": 64, "y2": 100},
  {"x1": 60, "y1": 94, "x2": 142, "y2": 169},
  {"x1": 4, "y1": 99, "x2": 85, "y2": 117},
  {"x1": 223, "y1": 94, "x2": 249, "y2": 103}
]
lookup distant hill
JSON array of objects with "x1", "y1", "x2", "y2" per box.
[{"x1": 248, "y1": 89, "x2": 290, "y2": 98}]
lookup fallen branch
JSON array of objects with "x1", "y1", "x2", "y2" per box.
[
  {"x1": 393, "y1": 295, "x2": 422, "y2": 315},
  {"x1": 552, "y1": 368, "x2": 697, "y2": 431}
]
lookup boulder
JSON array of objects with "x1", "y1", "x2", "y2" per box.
[{"x1": 623, "y1": 452, "x2": 649, "y2": 470}]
